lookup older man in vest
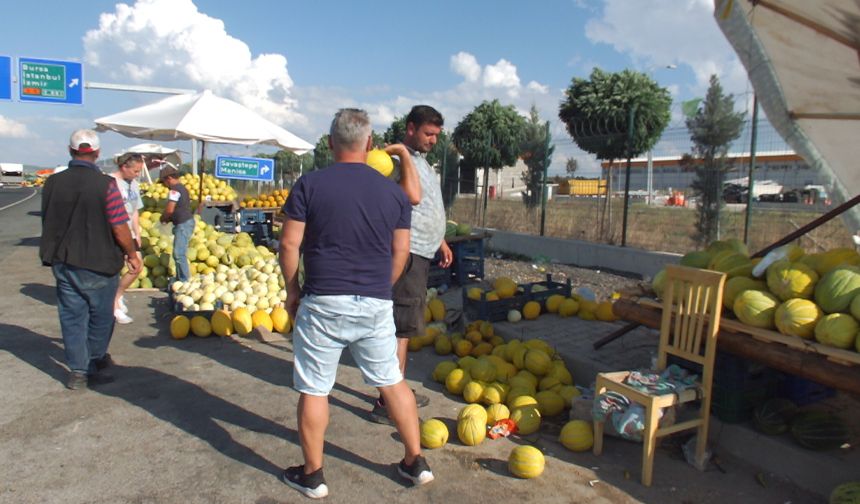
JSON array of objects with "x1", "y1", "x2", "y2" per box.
[{"x1": 40, "y1": 129, "x2": 142, "y2": 390}]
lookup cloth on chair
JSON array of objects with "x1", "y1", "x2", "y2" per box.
[{"x1": 592, "y1": 364, "x2": 698, "y2": 441}]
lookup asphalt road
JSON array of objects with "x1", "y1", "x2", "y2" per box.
[
  {"x1": 0, "y1": 186, "x2": 40, "y2": 259},
  {"x1": 0, "y1": 186, "x2": 827, "y2": 503}
]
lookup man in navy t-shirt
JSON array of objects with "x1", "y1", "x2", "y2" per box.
[{"x1": 278, "y1": 108, "x2": 434, "y2": 498}]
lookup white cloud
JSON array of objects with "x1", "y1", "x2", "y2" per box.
[
  {"x1": 584, "y1": 0, "x2": 748, "y2": 96},
  {"x1": 527, "y1": 81, "x2": 549, "y2": 94},
  {"x1": 0, "y1": 115, "x2": 30, "y2": 138},
  {"x1": 83, "y1": 0, "x2": 305, "y2": 127},
  {"x1": 450, "y1": 52, "x2": 482, "y2": 83},
  {"x1": 482, "y1": 59, "x2": 521, "y2": 92}
]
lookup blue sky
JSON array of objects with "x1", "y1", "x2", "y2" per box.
[{"x1": 0, "y1": 0, "x2": 757, "y2": 174}]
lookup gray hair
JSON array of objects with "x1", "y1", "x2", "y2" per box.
[{"x1": 329, "y1": 108, "x2": 371, "y2": 150}]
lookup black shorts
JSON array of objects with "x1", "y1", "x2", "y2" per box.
[{"x1": 392, "y1": 253, "x2": 430, "y2": 339}]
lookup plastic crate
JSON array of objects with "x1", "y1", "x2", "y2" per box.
[
  {"x1": 710, "y1": 381, "x2": 774, "y2": 423},
  {"x1": 427, "y1": 264, "x2": 451, "y2": 288},
  {"x1": 522, "y1": 274, "x2": 572, "y2": 303},
  {"x1": 450, "y1": 237, "x2": 485, "y2": 284},
  {"x1": 462, "y1": 287, "x2": 527, "y2": 322},
  {"x1": 775, "y1": 373, "x2": 835, "y2": 406}
]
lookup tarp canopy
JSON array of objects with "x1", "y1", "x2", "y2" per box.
[
  {"x1": 715, "y1": 0, "x2": 860, "y2": 229},
  {"x1": 94, "y1": 90, "x2": 313, "y2": 155}
]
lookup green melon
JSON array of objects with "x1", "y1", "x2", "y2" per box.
[
  {"x1": 790, "y1": 410, "x2": 849, "y2": 451},
  {"x1": 723, "y1": 277, "x2": 767, "y2": 310},
  {"x1": 456, "y1": 223, "x2": 472, "y2": 236},
  {"x1": 767, "y1": 260, "x2": 819, "y2": 301},
  {"x1": 445, "y1": 220, "x2": 458, "y2": 238},
  {"x1": 733, "y1": 289, "x2": 780, "y2": 329},
  {"x1": 706, "y1": 238, "x2": 749, "y2": 257},
  {"x1": 679, "y1": 250, "x2": 711, "y2": 269},
  {"x1": 815, "y1": 266, "x2": 860, "y2": 314},
  {"x1": 752, "y1": 398, "x2": 798, "y2": 435},
  {"x1": 711, "y1": 252, "x2": 753, "y2": 278},
  {"x1": 830, "y1": 482, "x2": 860, "y2": 504},
  {"x1": 814, "y1": 313, "x2": 859, "y2": 349},
  {"x1": 849, "y1": 294, "x2": 860, "y2": 321},
  {"x1": 651, "y1": 269, "x2": 667, "y2": 299},
  {"x1": 774, "y1": 298, "x2": 822, "y2": 339}
]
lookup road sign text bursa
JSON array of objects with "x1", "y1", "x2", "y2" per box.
[
  {"x1": 18, "y1": 57, "x2": 83, "y2": 105},
  {"x1": 215, "y1": 156, "x2": 274, "y2": 182}
]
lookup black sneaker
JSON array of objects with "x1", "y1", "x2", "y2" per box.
[
  {"x1": 87, "y1": 372, "x2": 116, "y2": 387},
  {"x1": 66, "y1": 372, "x2": 87, "y2": 390},
  {"x1": 368, "y1": 400, "x2": 394, "y2": 426},
  {"x1": 413, "y1": 390, "x2": 430, "y2": 408},
  {"x1": 93, "y1": 353, "x2": 114, "y2": 371},
  {"x1": 397, "y1": 455, "x2": 434, "y2": 486},
  {"x1": 281, "y1": 465, "x2": 328, "y2": 499}
]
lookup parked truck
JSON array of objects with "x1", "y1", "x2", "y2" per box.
[
  {"x1": 558, "y1": 178, "x2": 607, "y2": 196},
  {"x1": 0, "y1": 163, "x2": 24, "y2": 187}
]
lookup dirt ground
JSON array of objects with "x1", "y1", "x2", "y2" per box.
[{"x1": 0, "y1": 193, "x2": 827, "y2": 503}]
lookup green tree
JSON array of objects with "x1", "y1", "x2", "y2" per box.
[
  {"x1": 565, "y1": 157, "x2": 578, "y2": 177},
  {"x1": 519, "y1": 105, "x2": 555, "y2": 209},
  {"x1": 453, "y1": 99, "x2": 526, "y2": 224},
  {"x1": 687, "y1": 75, "x2": 745, "y2": 245},
  {"x1": 558, "y1": 68, "x2": 671, "y2": 240},
  {"x1": 312, "y1": 134, "x2": 333, "y2": 171}
]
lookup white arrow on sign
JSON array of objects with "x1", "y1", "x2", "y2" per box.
[
  {"x1": 261, "y1": 166, "x2": 270, "y2": 175},
  {"x1": 68, "y1": 78, "x2": 79, "y2": 88}
]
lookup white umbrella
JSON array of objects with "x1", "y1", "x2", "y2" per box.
[
  {"x1": 113, "y1": 143, "x2": 184, "y2": 183},
  {"x1": 95, "y1": 89, "x2": 314, "y2": 197},
  {"x1": 715, "y1": 0, "x2": 860, "y2": 229},
  {"x1": 95, "y1": 90, "x2": 313, "y2": 154}
]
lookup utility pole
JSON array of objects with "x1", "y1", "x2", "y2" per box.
[
  {"x1": 539, "y1": 121, "x2": 551, "y2": 236},
  {"x1": 621, "y1": 104, "x2": 638, "y2": 247},
  {"x1": 744, "y1": 95, "x2": 759, "y2": 245}
]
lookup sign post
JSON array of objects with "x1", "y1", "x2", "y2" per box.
[
  {"x1": 0, "y1": 56, "x2": 11, "y2": 101},
  {"x1": 18, "y1": 57, "x2": 83, "y2": 105},
  {"x1": 215, "y1": 155, "x2": 274, "y2": 182}
]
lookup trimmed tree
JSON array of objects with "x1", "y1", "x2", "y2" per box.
[
  {"x1": 453, "y1": 99, "x2": 526, "y2": 224},
  {"x1": 558, "y1": 68, "x2": 671, "y2": 240},
  {"x1": 312, "y1": 134, "x2": 332, "y2": 171},
  {"x1": 519, "y1": 105, "x2": 555, "y2": 209},
  {"x1": 687, "y1": 74, "x2": 745, "y2": 245}
]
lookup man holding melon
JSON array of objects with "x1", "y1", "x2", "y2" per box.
[
  {"x1": 370, "y1": 105, "x2": 453, "y2": 424},
  {"x1": 279, "y1": 109, "x2": 433, "y2": 498}
]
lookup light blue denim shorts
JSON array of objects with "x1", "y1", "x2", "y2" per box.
[{"x1": 292, "y1": 294, "x2": 403, "y2": 396}]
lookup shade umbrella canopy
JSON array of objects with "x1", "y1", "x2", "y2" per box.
[
  {"x1": 94, "y1": 90, "x2": 313, "y2": 154},
  {"x1": 715, "y1": 0, "x2": 860, "y2": 228},
  {"x1": 113, "y1": 143, "x2": 183, "y2": 165}
]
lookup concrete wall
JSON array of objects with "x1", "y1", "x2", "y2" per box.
[{"x1": 481, "y1": 228, "x2": 680, "y2": 279}]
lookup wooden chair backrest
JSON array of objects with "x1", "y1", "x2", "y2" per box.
[{"x1": 656, "y1": 265, "x2": 727, "y2": 385}]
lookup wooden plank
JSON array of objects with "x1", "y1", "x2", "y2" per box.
[
  {"x1": 634, "y1": 297, "x2": 860, "y2": 366},
  {"x1": 613, "y1": 298, "x2": 860, "y2": 396}
]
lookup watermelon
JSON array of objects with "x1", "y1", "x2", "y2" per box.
[
  {"x1": 830, "y1": 482, "x2": 860, "y2": 504},
  {"x1": 752, "y1": 398, "x2": 798, "y2": 435},
  {"x1": 790, "y1": 410, "x2": 849, "y2": 451},
  {"x1": 680, "y1": 250, "x2": 711, "y2": 269},
  {"x1": 445, "y1": 220, "x2": 458, "y2": 238}
]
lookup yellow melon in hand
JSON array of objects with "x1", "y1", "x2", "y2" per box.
[{"x1": 366, "y1": 149, "x2": 394, "y2": 177}]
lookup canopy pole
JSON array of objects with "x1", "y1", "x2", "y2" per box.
[
  {"x1": 198, "y1": 141, "x2": 206, "y2": 212},
  {"x1": 743, "y1": 95, "x2": 759, "y2": 246}
]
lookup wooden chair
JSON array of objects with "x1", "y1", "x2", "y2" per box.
[{"x1": 593, "y1": 265, "x2": 727, "y2": 486}]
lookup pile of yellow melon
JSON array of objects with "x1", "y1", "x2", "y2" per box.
[
  {"x1": 169, "y1": 304, "x2": 292, "y2": 340},
  {"x1": 240, "y1": 189, "x2": 290, "y2": 209},
  {"x1": 653, "y1": 239, "x2": 860, "y2": 353},
  {"x1": 141, "y1": 173, "x2": 237, "y2": 210},
  {"x1": 513, "y1": 293, "x2": 620, "y2": 323}
]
